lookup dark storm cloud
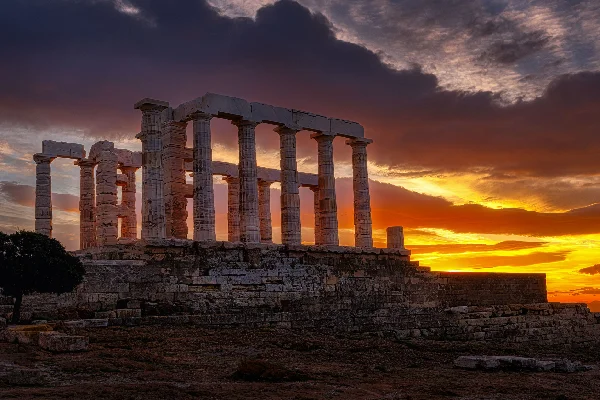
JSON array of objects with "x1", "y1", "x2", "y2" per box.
[{"x1": 0, "y1": 0, "x2": 599, "y2": 178}]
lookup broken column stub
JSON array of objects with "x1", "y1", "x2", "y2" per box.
[
  {"x1": 387, "y1": 226, "x2": 405, "y2": 249},
  {"x1": 34, "y1": 154, "x2": 55, "y2": 237},
  {"x1": 135, "y1": 98, "x2": 169, "y2": 240}
]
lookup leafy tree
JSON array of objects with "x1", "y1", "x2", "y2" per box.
[{"x1": 0, "y1": 231, "x2": 85, "y2": 323}]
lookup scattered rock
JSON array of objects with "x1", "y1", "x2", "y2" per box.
[
  {"x1": 232, "y1": 359, "x2": 309, "y2": 382},
  {"x1": 2, "y1": 324, "x2": 53, "y2": 344},
  {"x1": 38, "y1": 332, "x2": 89, "y2": 353},
  {"x1": 454, "y1": 356, "x2": 592, "y2": 373},
  {"x1": 63, "y1": 318, "x2": 108, "y2": 328},
  {"x1": 0, "y1": 317, "x2": 6, "y2": 330}
]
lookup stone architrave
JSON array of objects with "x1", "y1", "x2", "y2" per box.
[
  {"x1": 276, "y1": 126, "x2": 301, "y2": 245},
  {"x1": 162, "y1": 120, "x2": 188, "y2": 239},
  {"x1": 258, "y1": 180, "x2": 274, "y2": 243},
  {"x1": 134, "y1": 99, "x2": 169, "y2": 240},
  {"x1": 223, "y1": 176, "x2": 240, "y2": 242},
  {"x1": 33, "y1": 154, "x2": 55, "y2": 237},
  {"x1": 347, "y1": 138, "x2": 374, "y2": 248},
  {"x1": 387, "y1": 226, "x2": 405, "y2": 249},
  {"x1": 311, "y1": 132, "x2": 339, "y2": 246},
  {"x1": 96, "y1": 150, "x2": 118, "y2": 246},
  {"x1": 309, "y1": 186, "x2": 321, "y2": 245},
  {"x1": 76, "y1": 159, "x2": 97, "y2": 249},
  {"x1": 120, "y1": 166, "x2": 138, "y2": 239},
  {"x1": 234, "y1": 120, "x2": 260, "y2": 243},
  {"x1": 192, "y1": 112, "x2": 216, "y2": 241}
]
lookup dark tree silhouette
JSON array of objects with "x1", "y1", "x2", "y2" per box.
[{"x1": 0, "y1": 231, "x2": 85, "y2": 323}]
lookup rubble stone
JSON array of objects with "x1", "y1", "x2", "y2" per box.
[{"x1": 38, "y1": 332, "x2": 89, "y2": 352}]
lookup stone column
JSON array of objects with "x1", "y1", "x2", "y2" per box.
[
  {"x1": 76, "y1": 159, "x2": 97, "y2": 249},
  {"x1": 234, "y1": 120, "x2": 260, "y2": 243},
  {"x1": 192, "y1": 112, "x2": 216, "y2": 241},
  {"x1": 347, "y1": 138, "x2": 374, "y2": 248},
  {"x1": 33, "y1": 154, "x2": 54, "y2": 237},
  {"x1": 134, "y1": 99, "x2": 169, "y2": 240},
  {"x1": 387, "y1": 226, "x2": 404, "y2": 249},
  {"x1": 311, "y1": 132, "x2": 339, "y2": 246},
  {"x1": 120, "y1": 166, "x2": 138, "y2": 239},
  {"x1": 96, "y1": 150, "x2": 118, "y2": 246},
  {"x1": 223, "y1": 177, "x2": 240, "y2": 242},
  {"x1": 309, "y1": 186, "x2": 321, "y2": 245},
  {"x1": 258, "y1": 180, "x2": 274, "y2": 244},
  {"x1": 162, "y1": 120, "x2": 188, "y2": 239},
  {"x1": 276, "y1": 127, "x2": 301, "y2": 245}
]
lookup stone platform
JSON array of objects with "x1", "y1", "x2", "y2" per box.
[{"x1": 1, "y1": 241, "x2": 571, "y2": 341}]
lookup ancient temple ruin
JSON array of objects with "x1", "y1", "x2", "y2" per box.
[
  {"x1": 33, "y1": 93, "x2": 380, "y2": 249},
  {"x1": 20, "y1": 92, "x2": 600, "y2": 345}
]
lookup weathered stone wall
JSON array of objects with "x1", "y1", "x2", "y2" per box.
[
  {"x1": 440, "y1": 272, "x2": 547, "y2": 307},
  {"x1": 2, "y1": 242, "x2": 598, "y2": 344}
]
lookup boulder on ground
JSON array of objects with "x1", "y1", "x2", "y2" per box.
[{"x1": 38, "y1": 332, "x2": 88, "y2": 353}]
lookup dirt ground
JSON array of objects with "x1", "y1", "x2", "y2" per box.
[{"x1": 1, "y1": 325, "x2": 599, "y2": 399}]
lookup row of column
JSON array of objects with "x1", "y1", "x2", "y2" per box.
[
  {"x1": 137, "y1": 102, "x2": 373, "y2": 248},
  {"x1": 35, "y1": 153, "x2": 137, "y2": 249}
]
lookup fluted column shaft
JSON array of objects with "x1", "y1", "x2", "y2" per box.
[
  {"x1": 311, "y1": 133, "x2": 339, "y2": 246},
  {"x1": 224, "y1": 177, "x2": 240, "y2": 242},
  {"x1": 120, "y1": 166, "x2": 138, "y2": 239},
  {"x1": 162, "y1": 120, "x2": 188, "y2": 239},
  {"x1": 309, "y1": 186, "x2": 321, "y2": 245},
  {"x1": 235, "y1": 120, "x2": 260, "y2": 243},
  {"x1": 348, "y1": 138, "x2": 374, "y2": 248},
  {"x1": 34, "y1": 154, "x2": 54, "y2": 237},
  {"x1": 77, "y1": 159, "x2": 96, "y2": 249},
  {"x1": 258, "y1": 180, "x2": 273, "y2": 243},
  {"x1": 277, "y1": 127, "x2": 301, "y2": 245},
  {"x1": 192, "y1": 113, "x2": 216, "y2": 241},
  {"x1": 96, "y1": 150, "x2": 118, "y2": 246},
  {"x1": 136, "y1": 104, "x2": 168, "y2": 240}
]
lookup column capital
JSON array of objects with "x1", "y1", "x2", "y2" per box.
[
  {"x1": 258, "y1": 179, "x2": 275, "y2": 187},
  {"x1": 274, "y1": 126, "x2": 299, "y2": 135},
  {"x1": 308, "y1": 185, "x2": 319, "y2": 193},
  {"x1": 232, "y1": 119, "x2": 259, "y2": 129},
  {"x1": 189, "y1": 111, "x2": 213, "y2": 122},
  {"x1": 134, "y1": 98, "x2": 169, "y2": 113},
  {"x1": 310, "y1": 132, "x2": 336, "y2": 142},
  {"x1": 33, "y1": 153, "x2": 55, "y2": 164},
  {"x1": 345, "y1": 137, "x2": 373, "y2": 147}
]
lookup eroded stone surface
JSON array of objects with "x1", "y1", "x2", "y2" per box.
[
  {"x1": 387, "y1": 226, "x2": 405, "y2": 249},
  {"x1": 38, "y1": 332, "x2": 89, "y2": 353},
  {"x1": 42, "y1": 140, "x2": 85, "y2": 159},
  {"x1": 312, "y1": 132, "x2": 339, "y2": 246},
  {"x1": 236, "y1": 120, "x2": 260, "y2": 243},
  {"x1": 347, "y1": 138, "x2": 373, "y2": 248}
]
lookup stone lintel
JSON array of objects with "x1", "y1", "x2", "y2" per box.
[
  {"x1": 41, "y1": 140, "x2": 85, "y2": 160},
  {"x1": 134, "y1": 98, "x2": 169, "y2": 111},
  {"x1": 172, "y1": 93, "x2": 364, "y2": 138},
  {"x1": 113, "y1": 148, "x2": 142, "y2": 168}
]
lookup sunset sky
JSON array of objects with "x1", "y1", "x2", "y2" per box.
[{"x1": 0, "y1": 0, "x2": 599, "y2": 305}]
